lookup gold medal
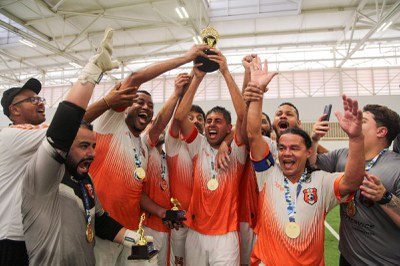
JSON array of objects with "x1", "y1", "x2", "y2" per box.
[
  {"x1": 86, "y1": 223, "x2": 94, "y2": 242},
  {"x1": 160, "y1": 179, "x2": 168, "y2": 191},
  {"x1": 346, "y1": 199, "x2": 356, "y2": 217},
  {"x1": 134, "y1": 167, "x2": 146, "y2": 180},
  {"x1": 207, "y1": 179, "x2": 218, "y2": 191},
  {"x1": 285, "y1": 222, "x2": 301, "y2": 239}
]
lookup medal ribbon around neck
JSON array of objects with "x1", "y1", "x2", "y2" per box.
[
  {"x1": 364, "y1": 148, "x2": 387, "y2": 171},
  {"x1": 78, "y1": 181, "x2": 93, "y2": 241},
  {"x1": 210, "y1": 148, "x2": 217, "y2": 180},
  {"x1": 283, "y1": 170, "x2": 308, "y2": 223},
  {"x1": 160, "y1": 151, "x2": 168, "y2": 191}
]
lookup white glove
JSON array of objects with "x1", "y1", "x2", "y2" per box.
[
  {"x1": 122, "y1": 229, "x2": 154, "y2": 248},
  {"x1": 79, "y1": 27, "x2": 120, "y2": 85}
]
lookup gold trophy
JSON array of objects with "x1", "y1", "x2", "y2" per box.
[
  {"x1": 195, "y1": 26, "x2": 220, "y2": 72},
  {"x1": 128, "y1": 213, "x2": 158, "y2": 260},
  {"x1": 162, "y1": 198, "x2": 186, "y2": 226}
]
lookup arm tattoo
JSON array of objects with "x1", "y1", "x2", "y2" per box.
[{"x1": 387, "y1": 194, "x2": 400, "y2": 215}]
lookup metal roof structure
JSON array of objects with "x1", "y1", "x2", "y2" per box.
[{"x1": 0, "y1": 0, "x2": 399, "y2": 91}]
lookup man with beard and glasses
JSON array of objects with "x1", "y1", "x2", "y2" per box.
[
  {"x1": 21, "y1": 28, "x2": 144, "y2": 265},
  {"x1": 174, "y1": 49, "x2": 247, "y2": 266},
  {"x1": 246, "y1": 56, "x2": 365, "y2": 265},
  {"x1": 0, "y1": 78, "x2": 46, "y2": 266},
  {"x1": 83, "y1": 45, "x2": 209, "y2": 266}
]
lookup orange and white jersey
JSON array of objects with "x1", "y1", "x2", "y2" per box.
[
  {"x1": 165, "y1": 127, "x2": 193, "y2": 211},
  {"x1": 90, "y1": 109, "x2": 148, "y2": 230},
  {"x1": 250, "y1": 146, "x2": 349, "y2": 265},
  {"x1": 185, "y1": 128, "x2": 246, "y2": 235},
  {"x1": 142, "y1": 133, "x2": 171, "y2": 232},
  {"x1": 238, "y1": 156, "x2": 259, "y2": 229}
]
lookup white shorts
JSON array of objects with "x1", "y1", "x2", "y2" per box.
[
  {"x1": 143, "y1": 226, "x2": 169, "y2": 266},
  {"x1": 170, "y1": 225, "x2": 188, "y2": 266},
  {"x1": 239, "y1": 222, "x2": 256, "y2": 265},
  {"x1": 185, "y1": 229, "x2": 240, "y2": 266},
  {"x1": 94, "y1": 236, "x2": 157, "y2": 266}
]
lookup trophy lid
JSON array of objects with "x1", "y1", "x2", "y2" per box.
[{"x1": 200, "y1": 26, "x2": 219, "y2": 47}]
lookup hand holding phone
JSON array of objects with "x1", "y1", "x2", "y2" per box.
[{"x1": 322, "y1": 104, "x2": 332, "y2": 121}]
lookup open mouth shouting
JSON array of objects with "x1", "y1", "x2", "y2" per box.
[
  {"x1": 138, "y1": 112, "x2": 149, "y2": 124},
  {"x1": 77, "y1": 158, "x2": 93, "y2": 174}
]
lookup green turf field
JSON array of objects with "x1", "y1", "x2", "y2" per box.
[{"x1": 324, "y1": 205, "x2": 340, "y2": 266}]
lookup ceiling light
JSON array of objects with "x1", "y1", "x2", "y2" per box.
[
  {"x1": 175, "y1": 6, "x2": 189, "y2": 19},
  {"x1": 69, "y1": 62, "x2": 81, "y2": 68},
  {"x1": 377, "y1": 21, "x2": 392, "y2": 32},
  {"x1": 382, "y1": 21, "x2": 393, "y2": 32},
  {"x1": 19, "y1": 39, "x2": 36, "y2": 48},
  {"x1": 193, "y1": 35, "x2": 202, "y2": 44}
]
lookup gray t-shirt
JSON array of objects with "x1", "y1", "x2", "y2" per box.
[
  {"x1": 317, "y1": 148, "x2": 400, "y2": 265},
  {"x1": 22, "y1": 140, "x2": 105, "y2": 266}
]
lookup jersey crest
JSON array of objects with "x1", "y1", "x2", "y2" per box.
[{"x1": 303, "y1": 187, "x2": 318, "y2": 205}]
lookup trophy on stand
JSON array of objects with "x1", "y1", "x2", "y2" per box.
[
  {"x1": 162, "y1": 198, "x2": 186, "y2": 226},
  {"x1": 128, "y1": 213, "x2": 158, "y2": 260},
  {"x1": 194, "y1": 26, "x2": 220, "y2": 73}
]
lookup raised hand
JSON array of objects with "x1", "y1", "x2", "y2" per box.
[
  {"x1": 243, "y1": 82, "x2": 264, "y2": 105},
  {"x1": 250, "y1": 56, "x2": 278, "y2": 91},
  {"x1": 311, "y1": 114, "x2": 330, "y2": 142},
  {"x1": 94, "y1": 27, "x2": 120, "y2": 72},
  {"x1": 242, "y1": 54, "x2": 257, "y2": 70},
  {"x1": 360, "y1": 173, "x2": 387, "y2": 202},
  {"x1": 174, "y1": 73, "x2": 191, "y2": 97},
  {"x1": 207, "y1": 48, "x2": 229, "y2": 74},
  {"x1": 184, "y1": 44, "x2": 209, "y2": 61},
  {"x1": 104, "y1": 82, "x2": 138, "y2": 110},
  {"x1": 335, "y1": 94, "x2": 363, "y2": 139}
]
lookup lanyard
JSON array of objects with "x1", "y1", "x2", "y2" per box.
[
  {"x1": 365, "y1": 148, "x2": 387, "y2": 171},
  {"x1": 129, "y1": 132, "x2": 142, "y2": 168},
  {"x1": 283, "y1": 170, "x2": 307, "y2": 223},
  {"x1": 78, "y1": 181, "x2": 92, "y2": 226},
  {"x1": 161, "y1": 151, "x2": 166, "y2": 181},
  {"x1": 210, "y1": 148, "x2": 217, "y2": 180}
]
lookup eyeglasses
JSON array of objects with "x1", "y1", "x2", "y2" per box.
[{"x1": 12, "y1": 96, "x2": 46, "y2": 106}]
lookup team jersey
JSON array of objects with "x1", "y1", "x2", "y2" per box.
[
  {"x1": 185, "y1": 128, "x2": 246, "y2": 235},
  {"x1": 89, "y1": 109, "x2": 148, "y2": 230},
  {"x1": 0, "y1": 123, "x2": 48, "y2": 241},
  {"x1": 250, "y1": 145, "x2": 348, "y2": 266},
  {"x1": 165, "y1": 127, "x2": 194, "y2": 211},
  {"x1": 238, "y1": 156, "x2": 259, "y2": 229},
  {"x1": 142, "y1": 133, "x2": 171, "y2": 232}
]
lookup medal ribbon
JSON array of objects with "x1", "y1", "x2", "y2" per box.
[
  {"x1": 364, "y1": 148, "x2": 387, "y2": 171},
  {"x1": 161, "y1": 151, "x2": 166, "y2": 181},
  {"x1": 210, "y1": 148, "x2": 217, "y2": 180},
  {"x1": 283, "y1": 170, "x2": 307, "y2": 223},
  {"x1": 128, "y1": 132, "x2": 142, "y2": 168},
  {"x1": 78, "y1": 181, "x2": 92, "y2": 226}
]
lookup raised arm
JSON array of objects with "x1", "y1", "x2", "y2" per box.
[
  {"x1": 309, "y1": 114, "x2": 330, "y2": 167},
  {"x1": 174, "y1": 66, "x2": 206, "y2": 138},
  {"x1": 242, "y1": 54, "x2": 257, "y2": 91},
  {"x1": 337, "y1": 95, "x2": 365, "y2": 196},
  {"x1": 208, "y1": 49, "x2": 247, "y2": 144},
  {"x1": 148, "y1": 73, "x2": 190, "y2": 145},
  {"x1": 120, "y1": 44, "x2": 208, "y2": 89}
]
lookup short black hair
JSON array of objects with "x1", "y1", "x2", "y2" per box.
[
  {"x1": 206, "y1": 106, "x2": 231, "y2": 125},
  {"x1": 80, "y1": 120, "x2": 93, "y2": 131},
  {"x1": 262, "y1": 112, "x2": 271, "y2": 126},
  {"x1": 279, "y1": 102, "x2": 299, "y2": 119},
  {"x1": 190, "y1": 104, "x2": 205, "y2": 121},
  {"x1": 137, "y1": 90, "x2": 152, "y2": 97}
]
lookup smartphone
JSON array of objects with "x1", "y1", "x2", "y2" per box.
[{"x1": 322, "y1": 104, "x2": 332, "y2": 121}]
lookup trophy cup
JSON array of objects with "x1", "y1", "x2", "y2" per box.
[
  {"x1": 162, "y1": 198, "x2": 186, "y2": 226},
  {"x1": 194, "y1": 26, "x2": 220, "y2": 73},
  {"x1": 128, "y1": 213, "x2": 158, "y2": 260}
]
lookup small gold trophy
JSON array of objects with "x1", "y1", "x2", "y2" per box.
[
  {"x1": 195, "y1": 26, "x2": 220, "y2": 73},
  {"x1": 128, "y1": 213, "x2": 158, "y2": 260},
  {"x1": 162, "y1": 198, "x2": 187, "y2": 225}
]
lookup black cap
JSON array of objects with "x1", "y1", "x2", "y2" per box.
[{"x1": 1, "y1": 78, "x2": 42, "y2": 117}]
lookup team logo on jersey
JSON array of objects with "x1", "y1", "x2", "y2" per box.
[
  {"x1": 85, "y1": 184, "x2": 95, "y2": 199},
  {"x1": 303, "y1": 188, "x2": 318, "y2": 205}
]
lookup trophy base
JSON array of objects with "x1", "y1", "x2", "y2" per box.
[
  {"x1": 195, "y1": 50, "x2": 219, "y2": 73},
  {"x1": 163, "y1": 210, "x2": 186, "y2": 222},
  {"x1": 128, "y1": 243, "x2": 159, "y2": 260}
]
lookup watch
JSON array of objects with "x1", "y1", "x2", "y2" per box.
[{"x1": 378, "y1": 191, "x2": 392, "y2": 205}]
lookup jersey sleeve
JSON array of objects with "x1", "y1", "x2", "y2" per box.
[
  {"x1": 93, "y1": 109, "x2": 126, "y2": 135},
  {"x1": 184, "y1": 127, "x2": 203, "y2": 159},
  {"x1": 2, "y1": 126, "x2": 47, "y2": 157},
  {"x1": 165, "y1": 125, "x2": 183, "y2": 157}
]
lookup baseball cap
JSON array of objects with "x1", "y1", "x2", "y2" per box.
[{"x1": 1, "y1": 78, "x2": 42, "y2": 117}]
